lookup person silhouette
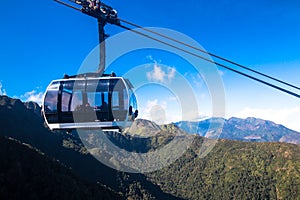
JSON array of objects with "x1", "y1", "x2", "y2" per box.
[
  {"x1": 128, "y1": 106, "x2": 138, "y2": 120},
  {"x1": 129, "y1": 106, "x2": 133, "y2": 116},
  {"x1": 100, "y1": 101, "x2": 108, "y2": 111}
]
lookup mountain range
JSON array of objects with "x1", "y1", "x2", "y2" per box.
[
  {"x1": 0, "y1": 95, "x2": 180, "y2": 199},
  {"x1": 175, "y1": 117, "x2": 300, "y2": 144},
  {"x1": 0, "y1": 95, "x2": 299, "y2": 199}
]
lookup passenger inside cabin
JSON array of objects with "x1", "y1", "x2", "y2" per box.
[
  {"x1": 128, "y1": 106, "x2": 138, "y2": 120},
  {"x1": 75, "y1": 102, "x2": 94, "y2": 112},
  {"x1": 84, "y1": 102, "x2": 94, "y2": 112},
  {"x1": 100, "y1": 102, "x2": 108, "y2": 111}
]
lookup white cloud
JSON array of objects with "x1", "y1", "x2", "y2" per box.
[
  {"x1": 147, "y1": 64, "x2": 165, "y2": 82},
  {"x1": 0, "y1": 82, "x2": 7, "y2": 96},
  {"x1": 167, "y1": 67, "x2": 176, "y2": 80},
  {"x1": 146, "y1": 64, "x2": 176, "y2": 83},
  {"x1": 218, "y1": 70, "x2": 225, "y2": 77},
  {"x1": 146, "y1": 55, "x2": 162, "y2": 63},
  {"x1": 20, "y1": 90, "x2": 44, "y2": 106},
  {"x1": 138, "y1": 96, "x2": 212, "y2": 124},
  {"x1": 146, "y1": 99, "x2": 159, "y2": 110},
  {"x1": 139, "y1": 99, "x2": 182, "y2": 124},
  {"x1": 146, "y1": 55, "x2": 154, "y2": 62},
  {"x1": 184, "y1": 72, "x2": 204, "y2": 91},
  {"x1": 140, "y1": 99, "x2": 166, "y2": 122},
  {"x1": 234, "y1": 107, "x2": 300, "y2": 132}
]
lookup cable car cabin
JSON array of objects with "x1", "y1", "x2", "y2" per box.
[{"x1": 42, "y1": 77, "x2": 138, "y2": 132}]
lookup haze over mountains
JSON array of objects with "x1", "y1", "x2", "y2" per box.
[
  {"x1": 0, "y1": 95, "x2": 300, "y2": 199},
  {"x1": 176, "y1": 117, "x2": 300, "y2": 144}
]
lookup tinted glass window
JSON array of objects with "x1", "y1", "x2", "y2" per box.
[
  {"x1": 62, "y1": 91, "x2": 71, "y2": 112},
  {"x1": 44, "y1": 81, "x2": 59, "y2": 113},
  {"x1": 95, "y1": 80, "x2": 110, "y2": 92},
  {"x1": 44, "y1": 90, "x2": 58, "y2": 112},
  {"x1": 71, "y1": 90, "x2": 83, "y2": 111},
  {"x1": 73, "y1": 80, "x2": 85, "y2": 90},
  {"x1": 63, "y1": 80, "x2": 75, "y2": 91},
  {"x1": 112, "y1": 91, "x2": 119, "y2": 108}
]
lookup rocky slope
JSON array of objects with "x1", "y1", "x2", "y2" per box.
[{"x1": 1, "y1": 95, "x2": 300, "y2": 199}]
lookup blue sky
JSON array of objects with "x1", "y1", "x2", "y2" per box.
[{"x1": 1, "y1": 0, "x2": 300, "y2": 131}]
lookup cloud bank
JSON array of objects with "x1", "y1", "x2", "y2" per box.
[
  {"x1": 0, "y1": 82, "x2": 7, "y2": 96},
  {"x1": 20, "y1": 90, "x2": 44, "y2": 106}
]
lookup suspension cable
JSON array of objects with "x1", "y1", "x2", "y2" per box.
[
  {"x1": 55, "y1": 0, "x2": 81, "y2": 11},
  {"x1": 118, "y1": 18, "x2": 300, "y2": 91},
  {"x1": 117, "y1": 24, "x2": 300, "y2": 99},
  {"x1": 54, "y1": 0, "x2": 300, "y2": 99}
]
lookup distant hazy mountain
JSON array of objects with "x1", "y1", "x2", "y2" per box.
[{"x1": 175, "y1": 117, "x2": 300, "y2": 144}]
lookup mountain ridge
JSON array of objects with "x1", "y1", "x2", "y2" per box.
[
  {"x1": 2, "y1": 95, "x2": 298, "y2": 144},
  {"x1": 175, "y1": 117, "x2": 300, "y2": 144},
  {"x1": 1, "y1": 95, "x2": 300, "y2": 199},
  {"x1": 0, "y1": 95, "x2": 181, "y2": 200}
]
